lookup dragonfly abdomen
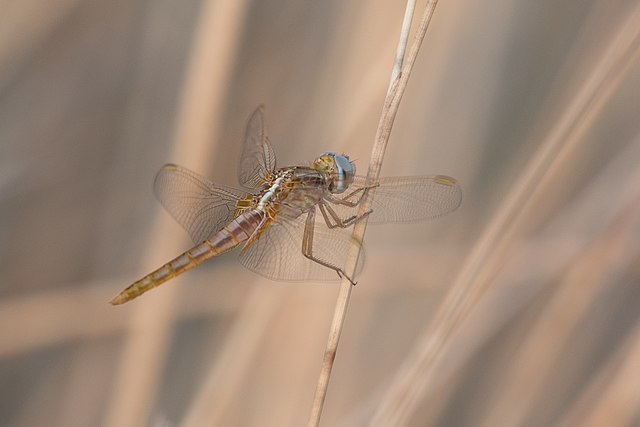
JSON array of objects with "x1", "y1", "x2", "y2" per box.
[{"x1": 110, "y1": 210, "x2": 264, "y2": 305}]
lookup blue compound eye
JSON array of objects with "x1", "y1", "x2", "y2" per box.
[{"x1": 332, "y1": 154, "x2": 355, "y2": 193}]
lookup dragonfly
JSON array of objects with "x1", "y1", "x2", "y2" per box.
[{"x1": 110, "y1": 106, "x2": 462, "y2": 305}]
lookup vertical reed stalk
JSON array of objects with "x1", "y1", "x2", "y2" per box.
[
  {"x1": 307, "y1": 1, "x2": 440, "y2": 425},
  {"x1": 104, "y1": 0, "x2": 250, "y2": 425},
  {"x1": 371, "y1": 2, "x2": 640, "y2": 425},
  {"x1": 559, "y1": 313, "x2": 640, "y2": 427}
]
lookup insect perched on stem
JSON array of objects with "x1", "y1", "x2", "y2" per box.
[{"x1": 110, "y1": 106, "x2": 461, "y2": 305}]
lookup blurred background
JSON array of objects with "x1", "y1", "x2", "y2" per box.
[{"x1": 2, "y1": 0, "x2": 640, "y2": 425}]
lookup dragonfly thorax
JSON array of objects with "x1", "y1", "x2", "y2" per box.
[
  {"x1": 256, "y1": 170, "x2": 294, "y2": 213},
  {"x1": 312, "y1": 152, "x2": 355, "y2": 194}
]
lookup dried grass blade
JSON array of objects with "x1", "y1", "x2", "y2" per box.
[
  {"x1": 370, "y1": 3, "x2": 640, "y2": 426},
  {"x1": 307, "y1": 1, "x2": 441, "y2": 425},
  {"x1": 104, "y1": 0, "x2": 250, "y2": 425}
]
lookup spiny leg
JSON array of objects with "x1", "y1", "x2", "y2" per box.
[
  {"x1": 324, "y1": 183, "x2": 379, "y2": 207},
  {"x1": 302, "y1": 207, "x2": 357, "y2": 285},
  {"x1": 319, "y1": 202, "x2": 371, "y2": 229},
  {"x1": 317, "y1": 203, "x2": 336, "y2": 228}
]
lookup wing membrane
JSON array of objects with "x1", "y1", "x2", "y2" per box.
[
  {"x1": 237, "y1": 174, "x2": 459, "y2": 280},
  {"x1": 238, "y1": 106, "x2": 277, "y2": 189},
  {"x1": 238, "y1": 212, "x2": 364, "y2": 281},
  {"x1": 154, "y1": 164, "x2": 246, "y2": 243},
  {"x1": 330, "y1": 175, "x2": 462, "y2": 224}
]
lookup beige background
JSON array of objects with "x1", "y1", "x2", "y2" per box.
[{"x1": 1, "y1": 0, "x2": 640, "y2": 425}]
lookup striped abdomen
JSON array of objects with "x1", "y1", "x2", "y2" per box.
[{"x1": 110, "y1": 210, "x2": 264, "y2": 305}]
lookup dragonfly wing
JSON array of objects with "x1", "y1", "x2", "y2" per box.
[
  {"x1": 154, "y1": 164, "x2": 246, "y2": 243},
  {"x1": 330, "y1": 175, "x2": 462, "y2": 224},
  {"x1": 238, "y1": 212, "x2": 365, "y2": 281},
  {"x1": 238, "y1": 105, "x2": 277, "y2": 189}
]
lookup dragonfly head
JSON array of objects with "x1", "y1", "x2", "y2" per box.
[{"x1": 313, "y1": 152, "x2": 355, "y2": 193}]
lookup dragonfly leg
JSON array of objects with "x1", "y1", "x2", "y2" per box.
[
  {"x1": 319, "y1": 202, "x2": 371, "y2": 229},
  {"x1": 325, "y1": 184, "x2": 379, "y2": 207},
  {"x1": 302, "y1": 208, "x2": 357, "y2": 285},
  {"x1": 318, "y1": 203, "x2": 338, "y2": 228}
]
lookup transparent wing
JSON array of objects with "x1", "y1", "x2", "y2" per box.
[
  {"x1": 238, "y1": 211, "x2": 365, "y2": 281},
  {"x1": 238, "y1": 105, "x2": 277, "y2": 189},
  {"x1": 331, "y1": 175, "x2": 462, "y2": 224},
  {"x1": 154, "y1": 163, "x2": 246, "y2": 243}
]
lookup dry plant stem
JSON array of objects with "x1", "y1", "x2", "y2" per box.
[
  {"x1": 307, "y1": 1, "x2": 440, "y2": 426},
  {"x1": 104, "y1": 0, "x2": 249, "y2": 425},
  {"x1": 578, "y1": 321, "x2": 640, "y2": 427},
  {"x1": 478, "y1": 13, "x2": 640, "y2": 427},
  {"x1": 482, "y1": 194, "x2": 640, "y2": 427},
  {"x1": 389, "y1": 0, "x2": 416, "y2": 88},
  {"x1": 371, "y1": 3, "x2": 640, "y2": 425},
  {"x1": 559, "y1": 308, "x2": 640, "y2": 427},
  {"x1": 182, "y1": 286, "x2": 284, "y2": 426},
  {"x1": 0, "y1": 272, "x2": 247, "y2": 357}
]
